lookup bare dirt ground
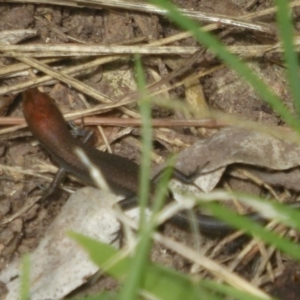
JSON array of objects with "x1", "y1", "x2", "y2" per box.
[{"x1": 0, "y1": 0, "x2": 299, "y2": 298}]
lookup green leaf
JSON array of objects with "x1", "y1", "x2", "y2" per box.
[
  {"x1": 20, "y1": 254, "x2": 30, "y2": 300},
  {"x1": 70, "y1": 232, "x2": 204, "y2": 300}
]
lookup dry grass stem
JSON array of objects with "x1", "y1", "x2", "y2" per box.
[
  {"x1": 0, "y1": 44, "x2": 200, "y2": 57},
  {"x1": 1, "y1": 43, "x2": 299, "y2": 59},
  {"x1": 154, "y1": 233, "x2": 271, "y2": 299},
  {"x1": 4, "y1": 0, "x2": 277, "y2": 34}
]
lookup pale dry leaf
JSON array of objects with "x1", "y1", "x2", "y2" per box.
[
  {"x1": 0, "y1": 188, "x2": 120, "y2": 300},
  {"x1": 154, "y1": 127, "x2": 300, "y2": 193}
]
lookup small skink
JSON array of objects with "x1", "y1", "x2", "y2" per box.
[
  {"x1": 23, "y1": 88, "x2": 139, "y2": 197},
  {"x1": 22, "y1": 88, "x2": 289, "y2": 237}
]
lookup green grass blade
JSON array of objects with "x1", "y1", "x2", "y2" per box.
[
  {"x1": 118, "y1": 55, "x2": 153, "y2": 300},
  {"x1": 202, "y1": 201, "x2": 300, "y2": 261},
  {"x1": 135, "y1": 54, "x2": 152, "y2": 230},
  {"x1": 275, "y1": 1, "x2": 300, "y2": 115},
  {"x1": 19, "y1": 254, "x2": 30, "y2": 300},
  {"x1": 197, "y1": 191, "x2": 300, "y2": 231},
  {"x1": 118, "y1": 230, "x2": 153, "y2": 300},
  {"x1": 70, "y1": 232, "x2": 207, "y2": 300}
]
